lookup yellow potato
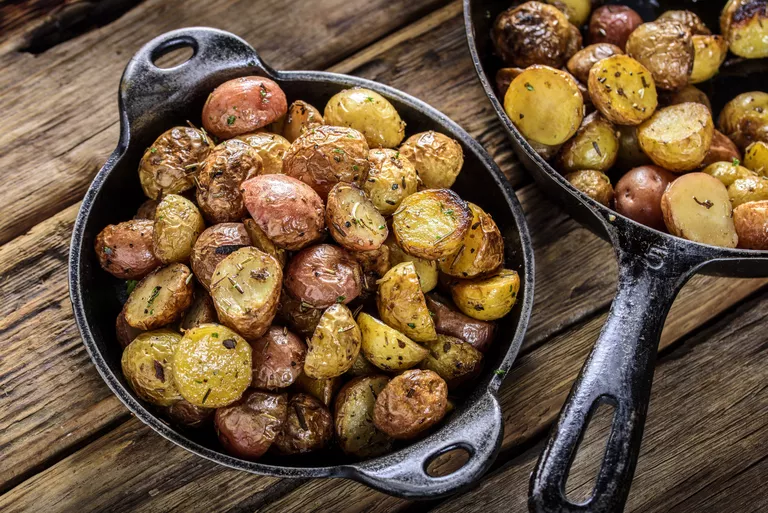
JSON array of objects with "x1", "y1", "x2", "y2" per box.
[
  {"x1": 153, "y1": 194, "x2": 205, "y2": 264},
  {"x1": 334, "y1": 375, "x2": 393, "y2": 458},
  {"x1": 557, "y1": 112, "x2": 620, "y2": 173},
  {"x1": 638, "y1": 103, "x2": 714, "y2": 172},
  {"x1": 744, "y1": 141, "x2": 768, "y2": 176},
  {"x1": 588, "y1": 55, "x2": 658, "y2": 126},
  {"x1": 544, "y1": 0, "x2": 592, "y2": 26},
  {"x1": 728, "y1": 175, "x2": 768, "y2": 208},
  {"x1": 304, "y1": 304, "x2": 362, "y2": 379},
  {"x1": 566, "y1": 170, "x2": 614, "y2": 207},
  {"x1": 690, "y1": 35, "x2": 729, "y2": 84},
  {"x1": 357, "y1": 312, "x2": 429, "y2": 372},
  {"x1": 663, "y1": 85, "x2": 712, "y2": 113},
  {"x1": 420, "y1": 335, "x2": 483, "y2": 390},
  {"x1": 398, "y1": 131, "x2": 464, "y2": 189},
  {"x1": 438, "y1": 203, "x2": 504, "y2": 279},
  {"x1": 346, "y1": 351, "x2": 380, "y2": 378},
  {"x1": 616, "y1": 125, "x2": 652, "y2": 169},
  {"x1": 326, "y1": 182, "x2": 388, "y2": 251},
  {"x1": 364, "y1": 149, "x2": 419, "y2": 215},
  {"x1": 236, "y1": 131, "x2": 291, "y2": 175},
  {"x1": 377, "y1": 262, "x2": 437, "y2": 343},
  {"x1": 734, "y1": 200, "x2": 768, "y2": 250},
  {"x1": 282, "y1": 100, "x2": 324, "y2": 143},
  {"x1": 293, "y1": 373, "x2": 342, "y2": 407},
  {"x1": 323, "y1": 88, "x2": 406, "y2": 148},
  {"x1": 718, "y1": 91, "x2": 768, "y2": 151},
  {"x1": 121, "y1": 329, "x2": 183, "y2": 407},
  {"x1": 124, "y1": 263, "x2": 194, "y2": 330},
  {"x1": 384, "y1": 235, "x2": 438, "y2": 293},
  {"x1": 450, "y1": 269, "x2": 520, "y2": 321},
  {"x1": 702, "y1": 161, "x2": 755, "y2": 187},
  {"x1": 721, "y1": 0, "x2": 768, "y2": 59}
]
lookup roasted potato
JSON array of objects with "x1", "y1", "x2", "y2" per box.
[
  {"x1": 567, "y1": 43, "x2": 624, "y2": 84},
  {"x1": 377, "y1": 262, "x2": 437, "y2": 343},
  {"x1": 588, "y1": 55, "x2": 658, "y2": 126},
  {"x1": 661, "y1": 172, "x2": 738, "y2": 247},
  {"x1": 384, "y1": 235, "x2": 438, "y2": 292},
  {"x1": 209, "y1": 247, "x2": 282, "y2": 340},
  {"x1": 215, "y1": 390, "x2": 287, "y2": 460},
  {"x1": 398, "y1": 131, "x2": 464, "y2": 189},
  {"x1": 451, "y1": 269, "x2": 520, "y2": 321},
  {"x1": 284, "y1": 244, "x2": 363, "y2": 308},
  {"x1": 557, "y1": 112, "x2": 620, "y2": 173},
  {"x1": 392, "y1": 189, "x2": 472, "y2": 260},
  {"x1": 283, "y1": 100, "x2": 324, "y2": 143},
  {"x1": 728, "y1": 175, "x2": 768, "y2": 207},
  {"x1": 496, "y1": 67, "x2": 524, "y2": 98},
  {"x1": 173, "y1": 323, "x2": 253, "y2": 407},
  {"x1": 662, "y1": 85, "x2": 712, "y2": 113},
  {"x1": 180, "y1": 287, "x2": 218, "y2": 331},
  {"x1": 324, "y1": 88, "x2": 406, "y2": 148},
  {"x1": 544, "y1": 0, "x2": 591, "y2": 27},
  {"x1": 241, "y1": 174, "x2": 326, "y2": 251},
  {"x1": 134, "y1": 199, "x2": 158, "y2": 220},
  {"x1": 304, "y1": 303, "x2": 361, "y2": 379},
  {"x1": 425, "y1": 295, "x2": 496, "y2": 353},
  {"x1": 372, "y1": 369, "x2": 448, "y2": 440},
  {"x1": 718, "y1": 91, "x2": 768, "y2": 151},
  {"x1": 202, "y1": 76, "x2": 288, "y2": 139},
  {"x1": 236, "y1": 132, "x2": 291, "y2": 175},
  {"x1": 152, "y1": 194, "x2": 205, "y2": 264},
  {"x1": 564, "y1": 22, "x2": 583, "y2": 62},
  {"x1": 95, "y1": 219, "x2": 160, "y2": 279},
  {"x1": 566, "y1": 170, "x2": 614, "y2": 206},
  {"x1": 703, "y1": 161, "x2": 755, "y2": 187},
  {"x1": 326, "y1": 182, "x2": 388, "y2": 251},
  {"x1": 349, "y1": 245, "x2": 390, "y2": 284},
  {"x1": 616, "y1": 125, "x2": 652, "y2": 169},
  {"x1": 588, "y1": 5, "x2": 643, "y2": 49},
  {"x1": 243, "y1": 219, "x2": 287, "y2": 267},
  {"x1": 701, "y1": 130, "x2": 742, "y2": 168},
  {"x1": 276, "y1": 288, "x2": 324, "y2": 338},
  {"x1": 293, "y1": 373, "x2": 342, "y2": 406},
  {"x1": 196, "y1": 139, "x2": 263, "y2": 224},
  {"x1": 190, "y1": 223, "x2": 251, "y2": 291},
  {"x1": 346, "y1": 351, "x2": 380, "y2": 378},
  {"x1": 505, "y1": 65, "x2": 584, "y2": 145},
  {"x1": 250, "y1": 326, "x2": 306, "y2": 389},
  {"x1": 626, "y1": 21, "x2": 694, "y2": 91},
  {"x1": 138, "y1": 127, "x2": 211, "y2": 200},
  {"x1": 420, "y1": 335, "x2": 483, "y2": 389},
  {"x1": 614, "y1": 166, "x2": 675, "y2": 231},
  {"x1": 492, "y1": 1, "x2": 573, "y2": 68},
  {"x1": 657, "y1": 10, "x2": 711, "y2": 35},
  {"x1": 721, "y1": 0, "x2": 768, "y2": 59},
  {"x1": 272, "y1": 393, "x2": 333, "y2": 455},
  {"x1": 437, "y1": 203, "x2": 503, "y2": 279},
  {"x1": 334, "y1": 375, "x2": 393, "y2": 458},
  {"x1": 638, "y1": 103, "x2": 714, "y2": 172},
  {"x1": 364, "y1": 149, "x2": 418, "y2": 215},
  {"x1": 163, "y1": 400, "x2": 214, "y2": 429},
  {"x1": 282, "y1": 125, "x2": 370, "y2": 199},
  {"x1": 121, "y1": 329, "x2": 183, "y2": 406},
  {"x1": 116, "y1": 306, "x2": 144, "y2": 348},
  {"x1": 745, "y1": 141, "x2": 768, "y2": 176},
  {"x1": 734, "y1": 200, "x2": 768, "y2": 249},
  {"x1": 124, "y1": 263, "x2": 195, "y2": 330},
  {"x1": 358, "y1": 312, "x2": 428, "y2": 371},
  {"x1": 690, "y1": 35, "x2": 729, "y2": 84}
]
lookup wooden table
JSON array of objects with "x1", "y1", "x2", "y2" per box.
[{"x1": 1, "y1": 1, "x2": 766, "y2": 511}]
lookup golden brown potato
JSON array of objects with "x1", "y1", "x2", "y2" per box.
[
  {"x1": 284, "y1": 244, "x2": 363, "y2": 308},
  {"x1": 180, "y1": 287, "x2": 218, "y2": 331},
  {"x1": 152, "y1": 194, "x2": 205, "y2": 264},
  {"x1": 588, "y1": 5, "x2": 643, "y2": 49},
  {"x1": 304, "y1": 304, "x2": 361, "y2": 379},
  {"x1": 116, "y1": 306, "x2": 144, "y2": 348},
  {"x1": 718, "y1": 91, "x2": 768, "y2": 151},
  {"x1": 721, "y1": 0, "x2": 768, "y2": 59},
  {"x1": 657, "y1": 10, "x2": 712, "y2": 35},
  {"x1": 95, "y1": 219, "x2": 160, "y2": 280},
  {"x1": 173, "y1": 323, "x2": 253, "y2": 407},
  {"x1": 690, "y1": 35, "x2": 729, "y2": 84},
  {"x1": 451, "y1": 269, "x2": 520, "y2": 321},
  {"x1": 326, "y1": 182, "x2": 388, "y2": 251},
  {"x1": 214, "y1": 390, "x2": 287, "y2": 460},
  {"x1": 293, "y1": 374, "x2": 342, "y2": 406},
  {"x1": 638, "y1": 103, "x2": 715, "y2": 172},
  {"x1": 662, "y1": 85, "x2": 712, "y2": 113},
  {"x1": 190, "y1": 223, "x2": 251, "y2": 291},
  {"x1": 701, "y1": 130, "x2": 742, "y2": 168},
  {"x1": 324, "y1": 88, "x2": 406, "y2": 148},
  {"x1": 349, "y1": 245, "x2": 390, "y2": 282},
  {"x1": 661, "y1": 173, "x2": 738, "y2": 247},
  {"x1": 236, "y1": 132, "x2": 291, "y2": 175},
  {"x1": 134, "y1": 199, "x2": 158, "y2": 221},
  {"x1": 334, "y1": 375, "x2": 393, "y2": 458},
  {"x1": 364, "y1": 149, "x2": 419, "y2": 215},
  {"x1": 557, "y1": 112, "x2": 620, "y2": 173},
  {"x1": 242, "y1": 218, "x2": 287, "y2": 267},
  {"x1": 744, "y1": 141, "x2": 768, "y2": 176},
  {"x1": 616, "y1": 125, "x2": 653, "y2": 169},
  {"x1": 398, "y1": 131, "x2": 464, "y2": 189},
  {"x1": 425, "y1": 295, "x2": 496, "y2": 353},
  {"x1": 420, "y1": 335, "x2": 483, "y2": 390},
  {"x1": 438, "y1": 203, "x2": 504, "y2": 279},
  {"x1": 492, "y1": 1, "x2": 573, "y2": 68},
  {"x1": 250, "y1": 326, "x2": 306, "y2": 389},
  {"x1": 384, "y1": 235, "x2": 438, "y2": 292},
  {"x1": 373, "y1": 369, "x2": 448, "y2": 440},
  {"x1": 703, "y1": 161, "x2": 755, "y2": 187},
  {"x1": 202, "y1": 76, "x2": 288, "y2": 140},
  {"x1": 544, "y1": 0, "x2": 591, "y2": 26},
  {"x1": 358, "y1": 312, "x2": 429, "y2": 371},
  {"x1": 728, "y1": 175, "x2": 768, "y2": 207},
  {"x1": 566, "y1": 170, "x2": 614, "y2": 206},
  {"x1": 734, "y1": 200, "x2": 768, "y2": 249},
  {"x1": 163, "y1": 400, "x2": 214, "y2": 429},
  {"x1": 614, "y1": 166, "x2": 676, "y2": 231},
  {"x1": 377, "y1": 262, "x2": 437, "y2": 343},
  {"x1": 272, "y1": 393, "x2": 333, "y2": 455},
  {"x1": 276, "y1": 288, "x2": 323, "y2": 338},
  {"x1": 124, "y1": 263, "x2": 195, "y2": 330},
  {"x1": 505, "y1": 65, "x2": 584, "y2": 145},
  {"x1": 567, "y1": 43, "x2": 624, "y2": 84},
  {"x1": 138, "y1": 127, "x2": 212, "y2": 200},
  {"x1": 121, "y1": 329, "x2": 183, "y2": 406},
  {"x1": 588, "y1": 55, "x2": 658, "y2": 126},
  {"x1": 626, "y1": 21, "x2": 694, "y2": 91},
  {"x1": 283, "y1": 100, "x2": 324, "y2": 143},
  {"x1": 282, "y1": 125, "x2": 370, "y2": 199}
]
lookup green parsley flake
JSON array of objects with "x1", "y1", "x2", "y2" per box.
[
  {"x1": 525, "y1": 83, "x2": 534, "y2": 91},
  {"x1": 227, "y1": 115, "x2": 236, "y2": 125},
  {"x1": 407, "y1": 322, "x2": 416, "y2": 329},
  {"x1": 126, "y1": 280, "x2": 138, "y2": 295}
]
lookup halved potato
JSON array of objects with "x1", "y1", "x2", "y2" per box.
[
  {"x1": 326, "y1": 182, "x2": 388, "y2": 251},
  {"x1": 721, "y1": 0, "x2": 768, "y2": 59},
  {"x1": 438, "y1": 203, "x2": 504, "y2": 279},
  {"x1": 557, "y1": 112, "x2": 620, "y2": 173},
  {"x1": 420, "y1": 335, "x2": 483, "y2": 390},
  {"x1": 384, "y1": 235, "x2": 438, "y2": 292},
  {"x1": 243, "y1": 218, "x2": 286, "y2": 267},
  {"x1": 703, "y1": 161, "x2": 755, "y2": 187},
  {"x1": 293, "y1": 373, "x2": 342, "y2": 407},
  {"x1": 153, "y1": 194, "x2": 205, "y2": 264},
  {"x1": 734, "y1": 200, "x2": 768, "y2": 250},
  {"x1": 121, "y1": 329, "x2": 183, "y2": 406},
  {"x1": 334, "y1": 375, "x2": 393, "y2": 458},
  {"x1": 588, "y1": 55, "x2": 658, "y2": 126},
  {"x1": 377, "y1": 262, "x2": 437, "y2": 343},
  {"x1": 690, "y1": 35, "x2": 729, "y2": 84},
  {"x1": 450, "y1": 269, "x2": 520, "y2": 321},
  {"x1": 744, "y1": 141, "x2": 768, "y2": 176},
  {"x1": 124, "y1": 263, "x2": 195, "y2": 330},
  {"x1": 304, "y1": 303, "x2": 361, "y2": 379},
  {"x1": 728, "y1": 175, "x2": 768, "y2": 208},
  {"x1": 357, "y1": 312, "x2": 429, "y2": 371},
  {"x1": 638, "y1": 103, "x2": 714, "y2": 172}
]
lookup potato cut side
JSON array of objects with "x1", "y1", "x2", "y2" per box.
[
  {"x1": 357, "y1": 313, "x2": 429, "y2": 372},
  {"x1": 438, "y1": 203, "x2": 504, "y2": 279},
  {"x1": 124, "y1": 263, "x2": 194, "y2": 330},
  {"x1": 243, "y1": 218, "x2": 286, "y2": 267},
  {"x1": 690, "y1": 35, "x2": 728, "y2": 84},
  {"x1": 638, "y1": 103, "x2": 714, "y2": 172},
  {"x1": 451, "y1": 269, "x2": 520, "y2": 321},
  {"x1": 334, "y1": 375, "x2": 393, "y2": 458},
  {"x1": 723, "y1": 0, "x2": 768, "y2": 59},
  {"x1": 377, "y1": 262, "x2": 437, "y2": 343},
  {"x1": 304, "y1": 304, "x2": 362, "y2": 379},
  {"x1": 384, "y1": 236, "x2": 438, "y2": 292},
  {"x1": 588, "y1": 55, "x2": 658, "y2": 126},
  {"x1": 326, "y1": 182, "x2": 388, "y2": 251}
]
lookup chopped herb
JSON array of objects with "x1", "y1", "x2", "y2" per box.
[
  {"x1": 592, "y1": 141, "x2": 603, "y2": 157},
  {"x1": 353, "y1": 165, "x2": 359, "y2": 171},
  {"x1": 385, "y1": 199, "x2": 396, "y2": 205},
  {"x1": 337, "y1": 295, "x2": 346, "y2": 303},
  {"x1": 147, "y1": 286, "x2": 161, "y2": 306},
  {"x1": 103, "y1": 246, "x2": 113, "y2": 255},
  {"x1": 202, "y1": 388, "x2": 212, "y2": 404},
  {"x1": 733, "y1": 158, "x2": 740, "y2": 166},
  {"x1": 365, "y1": 96, "x2": 375, "y2": 103},
  {"x1": 444, "y1": 209, "x2": 454, "y2": 216},
  {"x1": 332, "y1": 148, "x2": 345, "y2": 154},
  {"x1": 494, "y1": 369, "x2": 506, "y2": 376},
  {"x1": 378, "y1": 225, "x2": 385, "y2": 230},
  {"x1": 150, "y1": 147, "x2": 157, "y2": 154},
  {"x1": 407, "y1": 322, "x2": 416, "y2": 329},
  {"x1": 525, "y1": 83, "x2": 534, "y2": 91},
  {"x1": 227, "y1": 115, "x2": 236, "y2": 125},
  {"x1": 126, "y1": 280, "x2": 138, "y2": 295},
  {"x1": 391, "y1": 183, "x2": 399, "y2": 190},
  {"x1": 693, "y1": 196, "x2": 714, "y2": 209},
  {"x1": 185, "y1": 273, "x2": 193, "y2": 285},
  {"x1": 212, "y1": 333, "x2": 219, "y2": 338}
]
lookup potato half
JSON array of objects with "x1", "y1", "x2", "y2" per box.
[
  {"x1": 121, "y1": 329, "x2": 183, "y2": 406},
  {"x1": 304, "y1": 304, "x2": 362, "y2": 379},
  {"x1": 638, "y1": 103, "x2": 714, "y2": 172},
  {"x1": 438, "y1": 203, "x2": 504, "y2": 279},
  {"x1": 293, "y1": 374, "x2": 342, "y2": 407},
  {"x1": 450, "y1": 269, "x2": 520, "y2": 321},
  {"x1": 557, "y1": 112, "x2": 620, "y2": 173},
  {"x1": 334, "y1": 375, "x2": 393, "y2": 458},
  {"x1": 744, "y1": 141, "x2": 768, "y2": 176},
  {"x1": 326, "y1": 182, "x2": 388, "y2": 251},
  {"x1": 138, "y1": 127, "x2": 211, "y2": 200},
  {"x1": 721, "y1": 0, "x2": 768, "y2": 59},
  {"x1": 236, "y1": 132, "x2": 291, "y2": 175},
  {"x1": 124, "y1": 263, "x2": 195, "y2": 330},
  {"x1": 377, "y1": 262, "x2": 437, "y2": 343},
  {"x1": 588, "y1": 55, "x2": 658, "y2": 126},
  {"x1": 567, "y1": 43, "x2": 625, "y2": 84},
  {"x1": 690, "y1": 35, "x2": 729, "y2": 84},
  {"x1": 283, "y1": 100, "x2": 324, "y2": 143},
  {"x1": 718, "y1": 91, "x2": 768, "y2": 151},
  {"x1": 153, "y1": 194, "x2": 205, "y2": 264},
  {"x1": 544, "y1": 0, "x2": 592, "y2": 26},
  {"x1": 703, "y1": 161, "x2": 755, "y2": 187},
  {"x1": 358, "y1": 312, "x2": 429, "y2": 372},
  {"x1": 384, "y1": 236, "x2": 438, "y2": 293},
  {"x1": 243, "y1": 219, "x2": 287, "y2": 267}
]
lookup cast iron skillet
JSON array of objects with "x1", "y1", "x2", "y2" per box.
[
  {"x1": 465, "y1": 1, "x2": 768, "y2": 511},
  {"x1": 68, "y1": 27, "x2": 534, "y2": 499}
]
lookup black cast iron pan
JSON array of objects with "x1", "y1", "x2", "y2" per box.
[
  {"x1": 68, "y1": 27, "x2": 534, "y2": 499},
  {"x1": 464, "y1": 1, "x2": 768, "y2": 511}
]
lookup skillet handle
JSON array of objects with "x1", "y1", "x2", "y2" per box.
[
  {"x1": 348, "y1": 392, "x2": 503, "y2": 499},
  {"x1": 529, "y1": 226, "x2": 705, "y2": 513}
]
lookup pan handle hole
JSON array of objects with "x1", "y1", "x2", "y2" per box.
[
  {"x1": 151, "y1": 39, "x2": 196, "y2": 69},
  {"x1": 425, "y1": 446, "x2": 472, "y2": 477}
]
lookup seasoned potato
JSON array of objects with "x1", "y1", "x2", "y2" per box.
[
  {"x1": 284, "y1": 244, "x2": 363, "y2": 308},
  {"x1": 134, "y1": 199, "x2": 158, "y2": 220},
  {"x1": 557, "y1": 112, "x2": 619, "y2": 173},
  {"x1": 242, "y1": 219, "x2": 286, "y2": 268},
  {"x1": 196, "y1": 139, "x2": 263, "y2": 224},
  {"x1": 615, "y1": 166, "x2": 675, "y2": 231},
  {"x1": 236, "y1": 132, "x2": 291, "y2": 175},
  {"x1": 116, "y1": 306, "x2": 144, "y2": 348},
  {"x1": 282, "y1": 125, "x2": 370, "y2": 199},
  {"x1": 210, "y1": 247, "x2": 282, "y2": 340},
  {"x1": 373, "y1": 369, "x2": 448, "y2": 440},
  {"x1": 438, "y1": 203, "x2": 503, "y2": 279},
  {"x1": 588, "y1": 5, "x2": 643, "y2": 49},
  {"x1": 505, "y1": 65, "x2": 584, "y2": 145},
  {"x1": 283, "y1": 100, "x2": 324, "y2": 143},
  {"x1": 566, "y1": 170, "x2": 614, "y2": 206},
  {"x1": 544, "y1": 0, "x2": 591, "y2": 27},
  {"x1": 276, "y1": 288, "x2": 323, "y2": 338},
  {"x1": 335, "y1": 375, "x2": 393, "y2": 458},
  {"x1": 638, "y1": 103, "x2": 714, "y2": 172},
  {"x1": 492, "y1": 1, "x2": 573, "y2": 68},
  {"x1": 272, "y1": 393, "x2": 333, "y2": 455},
  {"x1": 202, "y1": 76, "x2": 288, "y2": 139},
  {"x1": 662, "y1": 85, "x2": 712, "y2": 113},
  {"x1": 721, "y1": 0, "x2": 768, "y2": 59},
  {"x1": 690, "y1": 35, "x2": 729, "y2": 84},
  {"x1": 567, "y1": 43, "x2": 624, "y2": 84},
  {"x1": 616, "y1": 125, "x2": 652, "y2": 169},
  {"x1": 163, "y1": 399, "x2": 214, "y2": 429},
  {"x1": 626, "y1": 21, "x2": 694, "y2": 91},
  {"x1": 703, "y1": 161, "x2": 755, "y2": 187},
  {"x1": 152, "y1": 194, "x2": 205, "y2": 264},
  {"x1": 496, "y1": 67, "x2": 524, "y2": 98},
  {"x1": 392, "y1": 189, "x2": 472, "y2": 260},
  {"x1": 364, "y1": 149, "x2": 418, "y2": 215},
  {"x1": 121, "y1": 329, "x2": 183, "y2": 406},
  {"x1": 661, "y1": 173, "x2": 738, "y2": 247},
  {"x1": 250, "y1": 326, "x2": 306, "y2": 389},
  {"x1": 138, "y1": 127, "x2": 211, "y2": 200},
  {"x1": 180, "y1": 287, "x2": 218, "y2": 331},
  {"x1": 377, "y1": 262, "x2": 437, "y2": 343},
  {"x1": 95, "y1": 219, "x2": 160, "y2": 280},
  {"x1": 718, "y1": 91, "x2": 768, "y2": 151},
  {"x1": 190, "y1": 223, "x2": 251, "y2": 291},
  {"x1": 451, "y1": 269, "x2": 520, "y2": 321},
  {"x1": 173, "y1": 323, "x2": 252, "y2": 407},
  {"x1": 358, "y1": 312, "x2": 429, "y2": 371},
  {"x1": 702, "y1": 130, "x2": 742, "y2": 168},
  {"x1": 564, "y1": 22, "x2": 583, "y2": 62},
  {"x1": 588, "y1": 55, "x2": 658, "y2": 126},
  {"x1": 657, "y1": 10, "x2": 711, "y2": 35},
  {"x1": 124, "y1": 263, "x2": 194, "y2": 330},
  {"x1": 745, "y1": 141, "x2": 768, "y2": 176},
  {"x1": 384, "y1": 236, "x2": 438, "y2": 292},
  {"x1": 398, "y1": 131, "x2": 464, "y2": 189},
  {"x1": 293, "y1": 373, "x2": 342, "y2": 406},
  {"x1": 734, "y1": 200, "x2": 768, "y2": 249},
  {"x1": 728, "y1": 175, "x2": 768, "y2": 207},
  {"x1": 324, "y1": 88, "x2": 406, "y2": 148},
  {"x1": 215, "y1": 390, "x2": 287, "y2": 460},
  {"x1": 326, "y1": 182, "x2": 388, "y2": 251},
  {"x1": 304, "y1": 304, "x2": 361, "y2": 379},
  {"x1": 346, "y1": 351, "x2": 380, "y2": 378},
  {"x1": 241, "y1": 174, "x2": 326, "y2": 251},
  {"x1": 420, "y1": 335, "x2": 483, "y2": 389},
  {"x1": 425, "y1": 295, "x2": 496, "y2": 353}
]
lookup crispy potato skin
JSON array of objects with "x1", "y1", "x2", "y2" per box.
[
  {"x1": 350, "y1": 245, "x2": 391, "y2": 296},
  {"x1": 324, "y1": 88, "x2": 406, "y2": 148},
  {"x1": 588, "y1": 55, "x2": 658, "y2": 126},
  {"x1": 249, "y1": 326, "x2": 306, "y2": 389},
  {"x1": 420, "y1": 335, "x2": 483, "y2": 389},
  {"x1": 492, "y1": 1, "x2": 572, "y2": 68},
  {"x1": 364, "y1": 149, "x2": 419, "y2": 215},
  {"x1": 95, "y1": 219, "x2": 160, "y2": 279},
  {"x1": 398, "y1": 131, "x2": 464, "y2": 189},
  {"x1": 638, "y1": 103, "x2": 715, "y2": 172},
  {"x1": 153, "y1": 194, "x2": 206, "y2": 264},
  {"x1": 626, "y1": 21, "x2": 694, "y2": 91},
  {"x1": 377, "y1": 262, "x2": 437, "y2": 343},
  {"x1": 358, "y1": 312, "x2": 429, "y2": 372},
  {"x1": 745, "y1": 141, "x2": 768, "y2": 176},
  {"x1": 282, "y1": 125, "x2": 370, "y2": 200},
  {"x1": 334, "y1": 375, "x2": 393, "y2": 458},
  {"x1": 304, "y1": 304, "x2": 361, "y2": 379},
  {"x1": 721, "y1": 0, "x2": 768, "y2": 59},
  {"x1": 557, "y1": 112, "x2": 620, "y2": 173},
  {"x1": 588, "y1": 5, "x2": 643, "y2": 49},
  {"x1": 734, "y1": 200, "x2": 768, "y2": 249},
  {"x1": 283, "y1": 100, "x2": 324, "y2": 143},
  {"x1": 326, "y1": 182, "x2": 388, "y2": 251},
  {"x1": 703, "y1": 161, "x2": 755, "y2": 187},
  {"x1": 451, "y1": 269, "x2": 521, "y2": 321},
  {"x1": 215, "y1": 390, "x2": 287, "y2": 460},
  {"x1": 243, "y1": 219, "x2": 287, "y2": 267},
  {"x1": 728, "y1": 175, "x2": 768, "y2": 207},
  {"x1": 566, "y1": 170, "x2": 614, "y2": 206},
  {"x1": 163, "y1": 400, "x2": 214, "y2": 429},
  {"x1": 384, "y1": 235, "x2": 438, "y2": 292},
  {"x1": 236, "y1": 132, "x2": 291, "y2": 175},
  {"x1": 701, "y1": 130, "x2": 742, "y2": 168},
  {"x1": 346, "y1": 352, "x2": 380, "y2": 378},
  {"x1": 615, "y1": 166, "x2": 676, "y2": 231},
  {"x1": 293, "y1": 374, "x2": 342, "y2": 406},
  {"x1": 276, "y1": 288, "x2": 323, "y2": 337},
  {"x1": 180, "y1": 287, "x2": 218, "y2": 331},
  {"x1": 718, "y1": 91, "x2": 768, "y2": 151},
  {"x1": 138, "y1": 127, "x2": 211, "y2": 200},
  {"x1": 190, "y1": 223, "x2": 251, "y2": 291},
  {"x1": 121, "y1": 329, "x2": 183, "y2": 406},
  {"x1": 241, "y1": 174, "x2": 326, "y2": 251},
  {"x1": 657, "y1": 10, "x2": 712, "y2": 35},
  {"x1": 202, "y1": 76, "x2": 288, "y2": 139},
  {"x1": 124, "y1": 263, "x2": 195, "y2": 330},
  {"x1": 690, "y1": 35, "x2": 729, "y2": 84},
  {"x1": 438, "y1": 203, "x2": 504, "y2": 279},
  {"x1": 567, "y1": 43, "x2": 624, "y2": 84},
  {"x1": 116, "y1": 306, "x2": 144, "y2": 348},
  {"x1": 373, "y1": 369, "x2": 448, "y2": 440},
  {"x1": 426, "y1": 295, "x2": 496, "y2": 353},
  {"x1": 284, "y1": 244, "x2": 363, "y2": 309},
  {"x1": 272, "y1": 393, "x2": 333, "y2": 455}
]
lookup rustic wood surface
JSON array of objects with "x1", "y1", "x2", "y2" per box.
[{"x1": 0, "y1": 0, "x2": 765, "y2": 512}]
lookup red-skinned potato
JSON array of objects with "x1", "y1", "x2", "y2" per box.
[
  {"x1": 116, "y1": 306, "x2": 144, "y2": 349},
  {"x1": 214, "y1": 390, "x2": 288, "y2": 460},
  {"x1": 425, "y1": 295, "x2": 496, "y2": 353},
  {"x1": 734, "y1": 200, "x2": 768, "y2": 250},
  {"x1": 614, "y1": 166, "x2": 676, "y2": 231},
  {"x1": 372, "y1": 369, "x2": 448, "y2": 440},
  {"x1": 249, "y1": 326, "x2": 306, "y2": 389},
  {"x1": 588, "y1": 5, "x2": 644, "y2": 49},
  {"x1": 283, "y1": 244, "x2": 363, "y2": 309},
  {"x1": 202, "y1": 76, "x2": 288, "y2": 139},
  {"x1": 95, "y1": 219, "x2": 160, "y2": 280}
]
